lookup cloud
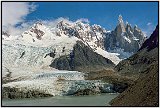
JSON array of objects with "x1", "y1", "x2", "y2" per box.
[
  {"x1": 147, "y1": 22, "x2": 152, "y2": 26},
  {"x1": 76, "y1": 18, "x2": 90, "y2": 23},
  {"x1": 2, "y1": 2, "x2": 37, "y2": 35},
  {"x1": 2, "y1": 3, "x2": 90, "y2": 36},
  {"x1": 142, "y1": 23, "x2": 156, "y2": 37},
  {"x1": 38, "y1": 17, "x2": 89, "y2": 28}
]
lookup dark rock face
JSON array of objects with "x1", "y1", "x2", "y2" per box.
[
  {"x1": 112, "y1": 82, "x2": 128, "y2": 93},
  {"x1": 115, "y1": 48, "x2": 158, "y2": 77},
  {"x1": 2, "y1": 31, "x2": 10, "y2": 37},
  {"x1": 105, "y1": 15, "x2": 146, "y2": 53},
  {"x1": 110, "y1": 25, "x2": 159, "y2": 106},
  {"x1": 2, "y1": 31, "x2": 10, "y2": 40},
  {"x1": 50, "y1": 41, "x2": 115, "y2": 72},
  {"x1": 2, "y1": 87, "x2": 52, "y2": 99},
  {"x1": 139, "y1": 25, "x2": 158, "y2": 51}
]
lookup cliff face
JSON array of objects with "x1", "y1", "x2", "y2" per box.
[{"x1": 110, "y1": 25, "x2": 159, "y2": 106}]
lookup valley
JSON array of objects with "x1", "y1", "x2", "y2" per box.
[{"x1": 2, "y1": 12, "x2": 158, "y2": 106}]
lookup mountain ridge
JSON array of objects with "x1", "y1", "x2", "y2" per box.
[
  {"x1": 110, "y1": 25, "x2": 159, "y2": 106},
  {"x1": 2, "y1": 15, "x2": 146, "y2": 65}
]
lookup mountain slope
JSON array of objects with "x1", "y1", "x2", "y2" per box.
[
  {"x1": 110, "y1": 25, "x2": 159, "y2": 106},
  {"x1": 50, "y1": 41, "x2": 115, "y2": 72}
]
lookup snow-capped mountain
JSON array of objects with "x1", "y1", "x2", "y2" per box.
[
  {"x1": 22, "y1": 22, "x2": 57, "y2": 42},
  {"x1": 21, "y1": 20, "x2": 107, "y2": 51},
  {"x1": 19, "y1": 15, "x2": 146, "y2": 59},
  {"x1": 2, "y1": 15, "x2": 146, "y2": 69},
  {"x1": 2, "y1": 16, "x2": 148, "y2": 98},
  {"x1": 105, "y1": 15, "x2": 146, "y2": 58},
  {"x1": 55, "y1": 20, "x2": 106, "y2": 50}
]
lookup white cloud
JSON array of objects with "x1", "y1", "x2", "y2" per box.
[
  {"x1": 76, "y1": 18, "x2": 90, "y2": 23},
  {"x1": 42, "y1": 17, "x2": 72, "y2": 27},
  {"x1": 2, "y1": 2, "x2": 37, "y2": 35},
  {"x1": 142, "y1": 23, "x2": 156, "y2": 37},
  {"x1": 39, "y1": 17, "x2": 89, "y2": 28},
  {"x1": 2, "y1": 3, "x2": 90, "y2": 36},
  {"x1": 147, "y1": 22, "x2": 152, "y2": 26}
]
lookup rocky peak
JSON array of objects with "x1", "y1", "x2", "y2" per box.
[
  {"x1": 117, "y1": 15, "x2": 126, "y2": 33},
  {"x1": 21, "y1": 22, "x2": 54, "y2": 42},
  {"x1": 118, "y1": 15, "x2": 124, "y2": 24},
  {"x1": 104, "y1": 15, "x2": 146, "y2": 55},
  {"x1": 2, "y1": 31, "x2": 10, "y2": 36},
  {"x1": 30, "y1": 22, "x2": 45, "y2": 40},
  {"x1": 126, "y1": 23, "x2": 133, "y2": 33},
  {"x1": 34, "y1": 21, "x2": 44, "y2": 26},
  {"x1": 57, "y1": 20, "x2": 72, "y2": 29},
  {"x1": 133, "y1": 25, "x2": 141, "y2": 33},
  {"x1": 2, "y1": 31, "x2": 10, "y2": 40},
  {"x1": 92, "y1": 24, "x2": 107, "y2": 34},
  {"x1": 55, "y1": 20, "x2": 106, "y2": 50}
]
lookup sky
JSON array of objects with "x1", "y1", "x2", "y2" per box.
[{"x1": 2, "y1": 2, "x2": 158, "y2": 37}]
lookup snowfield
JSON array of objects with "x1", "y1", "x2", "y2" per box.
[
  {"x1": 95, "y1": 48, "x2": 121, "y2": 65},
  {"x1": 2, "y1": 36, "x2": 78, "y2": 68}
]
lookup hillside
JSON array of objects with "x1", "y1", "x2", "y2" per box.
[
  {"x1": 110, "y1": 25, "x2": 159, "y2": 106},
  {"x1": 50, "y1": 41, "x2": 115, "y2": 72}
]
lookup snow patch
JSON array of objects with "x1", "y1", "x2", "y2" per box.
[
  {"x1": 95, "y1": 48, "x2": 121, "y2": 65},
  {"x1": 108, "y1": 48, "x2": 133, "y2": 59},
  {"x1": 123, "y1": 36, "x2": 131, "y2": 43}
]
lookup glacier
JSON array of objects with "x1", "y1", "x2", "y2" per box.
[{"x1": 2, "y1": 69, "x2": 114, "y2": 97}]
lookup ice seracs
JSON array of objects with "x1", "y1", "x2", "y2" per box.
[{"x1": 2, "y1": 68, "x2": 113, "y2": 96}]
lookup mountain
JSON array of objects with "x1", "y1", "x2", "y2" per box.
[
  {"x1": 22, "y1": 22, "x2": 56, "y2": 42},
  {"x1": 21, "y1": 20, "x2": 106, "y2": 50},
  {"x1": 2, "y1": 31, "x2": 19, "y2": 40},
  {"x1": 2, "y1": 17, "x2": 151, "y2": 100},
  {"x1": 110, "y1": 25, "x2": 159, "y2": 106},
  {"x1": 114, "y1": 25, "x2": 158, "y2": 78},
  {"x1": 2, "y1": 23, "x2": 116, "y2": 72},
  {"x1": 2, "y1": 16, "x2": 146, "y2": 70},
  {"x1": 50, "y1": 41, "x2": 114, "y2": 72},
  {"x1": 105, "y1": 15, "x2": 146, "y2": 58},
  {"x1": 2, "y1": 31, "x2": 10, "y2": 40}
]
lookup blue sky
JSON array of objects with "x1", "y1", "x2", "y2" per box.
[{"x1": 2, "y1": 2, "x2": 158, "y2": 37}]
